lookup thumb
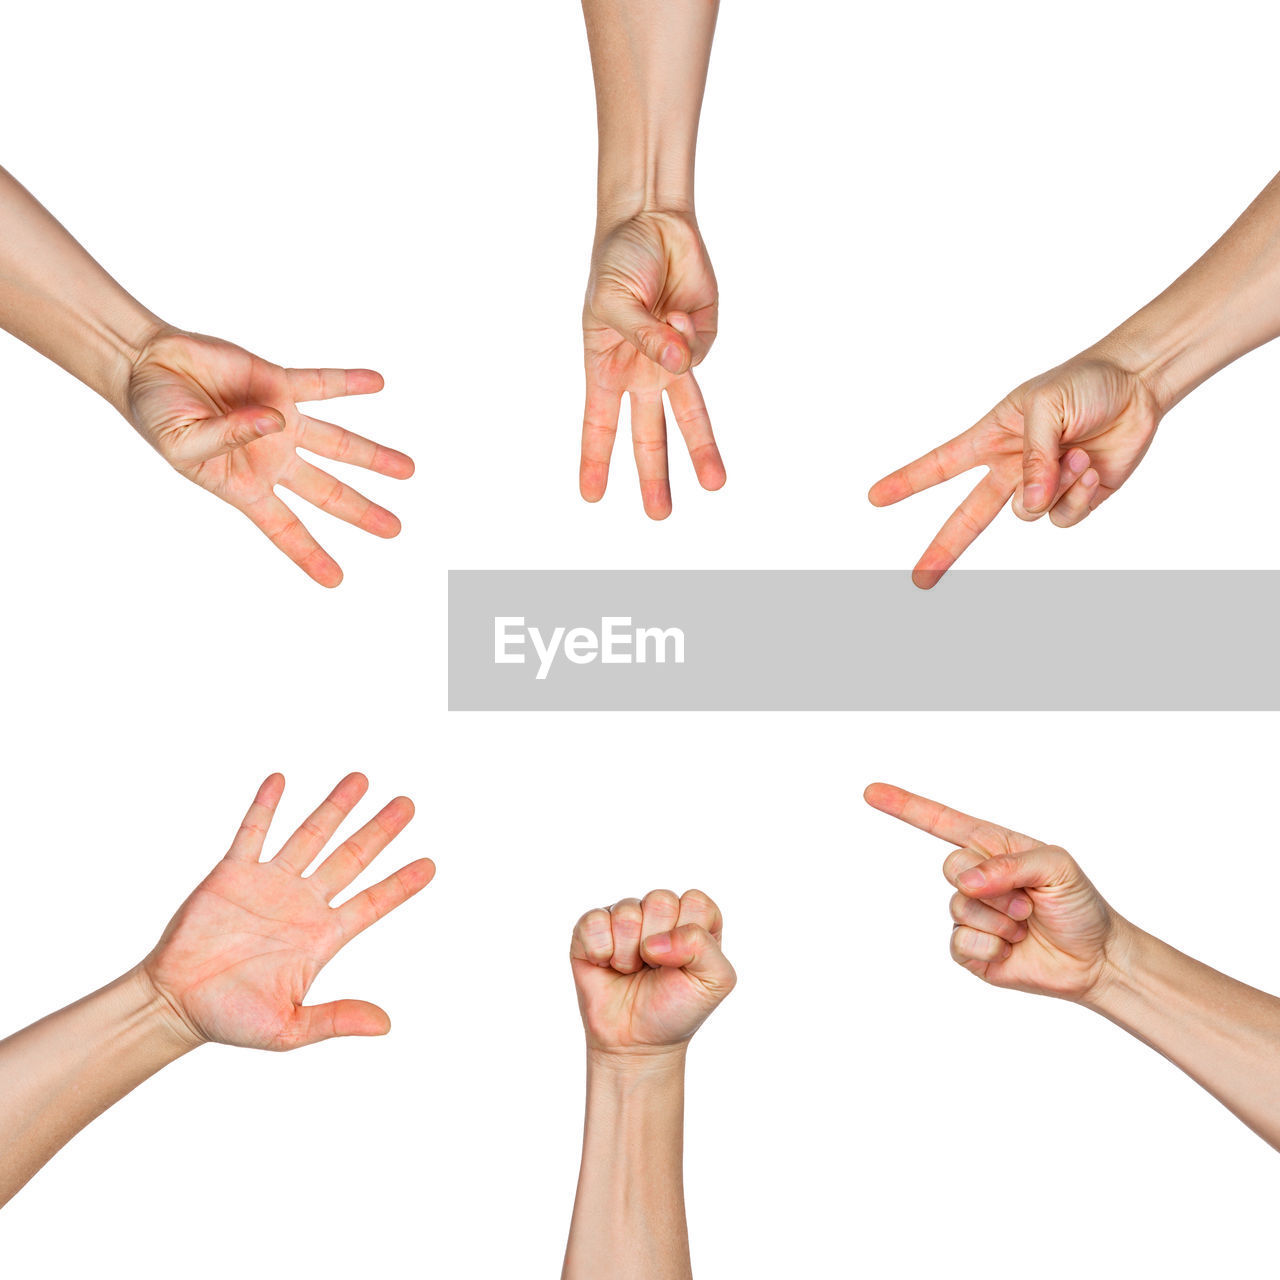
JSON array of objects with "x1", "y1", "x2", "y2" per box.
[
  {"x1": 641, "y1": 924, "x2": 736, "y2": 993},
  {"x1": 596, "y1": 287, "x2": 691, "y2": 375},
  {"x1": 202, "y1": 404, "x2": 286, "y2": 459},
  {"x1": 284, "y1": 998, "x2": 391, "y2": 1049},
  {"x1": 955, "y1": 845, "x2": 1074, "y2": 899},
  {"x1": 1020, "y1": 395, "x2": 1063, "y2": 516}
]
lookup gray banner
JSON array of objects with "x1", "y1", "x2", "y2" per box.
[{"x1": 448, "y1": 570, "x2": 1278, "y2": 710}]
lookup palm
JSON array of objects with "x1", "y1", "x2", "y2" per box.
[
  {"x1": 573, "y1": 961, "x2": 717, "y2": 1052},
  {"x1": 140, "y1": 773, "x2": 433, "y2": 1052},
  {"x1": 144, "y1": 860, "x2": 344, "y2": 1050},
  {"x1": 580, "y1": 212, "x2": 723, "y2": 518},
  {"x1": 125, "y1": 329, "x2": 413, "y2": 586}
]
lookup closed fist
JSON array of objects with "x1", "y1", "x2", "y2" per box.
[{"x1": 570, "y1": 889, "x2": 735, "y2": 1056}]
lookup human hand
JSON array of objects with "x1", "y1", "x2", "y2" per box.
[
  {"x1": 570, "y1": 889, "x2": 735, "y2": 1058},
  {"x1": 581, "y1": 212, "x2": 723, "y2": 519},
  {"x1": 138, "y1": 773, "x2": 434, "y2": 1051},
  {"x1": 864, "y1": 782, "x2": 1129, "y2": 1002},
  {"x1": 125, "y1": 328, "x2": 414, "y2": 586},
  {"x1": 869, "y1": 351, "x2": 1163, "y2": 587}
]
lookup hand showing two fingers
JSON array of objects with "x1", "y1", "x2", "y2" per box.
[
  {"x1": 570, "y1": 888, "x2": 736, "y2": 1055},
  {"x1": 139, "y1": 772, "x2": 435, "y2": 1052},
  {"x1": 869, "y1": 353, "x2": 1163, "y2": 587},
  {"x1": 864, "y1": 782, "x2": 1123, "y2": 1002},
  {"x1": 126, "y1": 328, "x2": 415, "y2": 587},
  {"x1": 581, "y1": 211, "x2": 724, "y2": 519}
]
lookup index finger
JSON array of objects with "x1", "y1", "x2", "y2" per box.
[
  {"x1": 864, "y1": 782, "x2": 1005, "y2": 848},
  {"x1": 286, "y1": 368, "x2": 385, "y2": 402},
  {"x1": 868, "y1": 426, "x2": 983, "y2": 507}
]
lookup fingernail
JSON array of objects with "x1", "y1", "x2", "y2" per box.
[
  {"x1": 646, "y1": 932, "x2": 672, "y2": 955},
  {"x1": 660, "y1": 344, "x2": 684, "y2": 373},
  {"x1": 1024, "y1": 484, "x2": 1046, "y2": 510},
  {"x1": 956, "y1": 867, "x2": 986, "y2": 892},
  {"x1": 1067, "y1": 450, "x2": 1087, "y2": 473},
  {"x1": 1007, "y1": 897, "x2": 1031, "y2": 920}
]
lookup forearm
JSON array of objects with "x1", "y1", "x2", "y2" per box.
[
  {"x1": 1086, "y1": 924, "x2": 1280, "y2": 1148},
  {"x1": 563, "y1": 1048, "x2": 691, "y2": 1280},
  {"x1": 1097, "y1": 170, "x2": 1280, "y2": 412},
  {"x1": 0, "y1": 965, "x2": 195, "y2": 1205},
  {"x1": 0, "y1": 167, "x2": 163, "y2": 416},
  {"x1": 581, "y1": 0, "x2": 718, "y2": 226}
]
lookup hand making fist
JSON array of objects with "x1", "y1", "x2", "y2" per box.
[{"x1": 570, "y1": 888, "x2": 735, "y2": 1057}]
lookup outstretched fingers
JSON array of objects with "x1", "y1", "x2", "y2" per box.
[
  {"x1": 868, "y1": 426, "x2": 982, "y2": 507},
  {"x1": 240, "y1": 492, "x2": 343, "y2": 588},
  {"x1": 864, "y1": 782, "x2": 1007, "y2": 849},
  {"x1": 630, "y1": 391, "x2": 671, "y2": 519},
  {"x1": 580, "y1": 382, "x2": 622, "y2": 502},
  {"x1": 336, "y1": 857, "x2": 436, "y2": 941},
  {"x1": 298, "y1": 415, "x2": 415, "y2": 479},
  {"x1": 271, "y1": 773, "x2": 369, "y2": 875},
  {"x1": 911, "y1": 470, "x2": 1011, "y2": 589},
  {"x1": 308, "y1": 796, "x2": 416, "y2": 901},
  {"x1": 286, "y1": 367, "x2": 385, "y2": 403},
  {"x1": 282, "y1": 460, "x2": 402, "y2": 538},
  {"x1": 666, "y1": 373, "x2": 725, "y2": 492},
  {"x1": 226, "y1": 773, "x2": 286, "y2": 861}
]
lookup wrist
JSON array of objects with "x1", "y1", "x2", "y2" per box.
[
  {"x1": 1089, "y1": 319, "x2": 1190, "y2": 418},
  {"x1": 596, "y1": 152, "x2": 695, "y2": 234},
  {"x1": 1077, "y1": 916, "x2": 1151, "y2": 1016},
  {"x1": 587, "y1": 1043, "x2": 689, "y2": 1081},
  {"x1": 103, "y1": 315, "x2": 169, "y2": 419},
  {"x1": 122, "y1": 964, "x2": 206, "y2": 1058}
]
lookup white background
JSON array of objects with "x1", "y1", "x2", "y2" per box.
[{"x1": 1, "y1": 1, "x2": 1277, "y2": 1276}]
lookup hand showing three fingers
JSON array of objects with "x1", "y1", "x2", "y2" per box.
[
  {"x1": 570, "y1": 889, "x2": 736, "y2": 1056},
  {"x1": 581, "y1": 211, "x2": 724, "y2": 519},
  {"x1": 865, "y1": 782, "x2": 1130, "y2": 1002},
  {"x1": 126, "y1": 328, "x2": 415, "y2": 586},
  {"x1": 139, "y1": 773, "x2": 434, "y2": 1052},
  {"x1": 869, "y1": 351, "x2": 1163, "y2": 587}
]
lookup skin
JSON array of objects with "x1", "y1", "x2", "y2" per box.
[
  {"x1": 580, "y1": 0, "x2": 724, "y2": 519},
  {"x1": 865, "y1": 782, "x2": 1280, "y2": 1149},
  {"x1": 563, "y1": 889, "x2": 736, "y2": 1280},
  {"x1": 0, "y1": 167, "x2": 413, "y2": 585},
  {"x1": 0, "y1": 773, "x2": 433, "y2": 1206},
  {"x1": 870, "y1": 169, "x2": 1280, "y2": 586}
]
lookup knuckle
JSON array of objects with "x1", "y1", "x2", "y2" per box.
[{"x1": 680, "y1": 888, "x2": 715, "y2": 913}]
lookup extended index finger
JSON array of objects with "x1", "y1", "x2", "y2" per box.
[
  {"x1": 868, "y1": 426, "x2": 983, "y2": 507},
  {"x1": 863, "y1": 782, "x2": 1003, "y2": 848},
  {"x1": 286, "y1": 368, "x2": 385, "y2": 402}
]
